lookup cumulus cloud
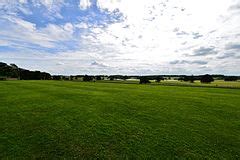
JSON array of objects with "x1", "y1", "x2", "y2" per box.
[
  {"x1": 91, "y1": 61, "x2": 108, "y2": 67},
  {"x1": 79, "y1": 0, "x2": 91, "y2": 10},
  {"x1": 217, "y1": 52, "x2": 236, "y2": 59},
  {"x1": 170, "y1": 60, "x2": 208, "y2": 65},
  {"x1": 192, "y1": 32, "x2": 203, "y2": 39},
  {"x1": 0, "y1": 15, "x2": 76, "y2": 49},
  {"x1": 225, "y1": 43, "x2": 240, "y2": 50},
  {"x1": 191, "y1": 47, "x2": 218, "y2": 56}
]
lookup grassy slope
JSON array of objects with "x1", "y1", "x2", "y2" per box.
[{"x1": 0, "y1": 80, "x2": 240, "y2": 159}]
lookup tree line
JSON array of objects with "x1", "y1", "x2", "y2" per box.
[
  {"x1": 0, "y1": 62, "x2": 51, "y2": 80},
  {"x1": 1, "y1": 62, "x2": 239, "y2": 83}
]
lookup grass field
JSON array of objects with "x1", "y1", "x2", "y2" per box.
[
  {"x1": 100, "y1": 79, "x2": 240, "y2": 89},
  {"x1": 1, "y1": 80, "x2": 240, "y2": 159},
  {"x1": 158, "y1": 80, "x2": 240, "y2": 88}
]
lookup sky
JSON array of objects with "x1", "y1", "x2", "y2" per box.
[{"x1": 0, "y1": 0, "x2": 240, "y2": 75}]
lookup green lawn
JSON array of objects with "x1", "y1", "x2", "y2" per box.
[{"x1": 0, "y1": 80, "x2": 240, "y2": 159}]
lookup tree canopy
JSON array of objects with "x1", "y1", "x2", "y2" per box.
[
  {"x1": 200, "y1": 74, "x2": 214, "y2": 83},
  {"x1": 0, "y1": 62, "x2": 51, "y2": 80}
]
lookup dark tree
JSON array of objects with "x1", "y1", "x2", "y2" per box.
[
  {"x1": 178, "y1": 77, "x2": 184, "y2": 81},
  {"x1": 183, "y1": 76, "x2": 190, "y2": 82},
  {"x1": 83, "y1": 75, "x2": 93, "y2": 81},
  {"x1": 10, "y1": 64, "x2": 18, "y2": 69},
  {"x1": 52, "y1": 75, "x2": 61, "y2": 80},
  {"x1": 179, "y1": 76, "x2": 195, "y2": 83},
  {"x1": 200, "y1": 74, "x2": 214, "y2": 83},
  {"x1": 224, "y1": 76, "x2": 238, "y2": 81},
  {"x1": 139, "y1": 77, "x2": 151, "y2": 84},
  {"x1": 0, "y1": 62, "x2": 7, "y2": 67},
  {"x1": 95, "y1": 76, "x2": 102, "y2": 80},
  {"x1": 1, "y1": 62, "x2": 51, "y2": 80},
  {"x1": 62, "y1": 76, "x2": 70, "y2": 81},
  {"x1": 0, "y1": 62, "x2": 19, "y2": 78},
  {"x1": 189, "y1": 75, "x2": 195, "y2": 83},
  {"x1": 42, "y1": 72, "x2": 52, "y2": 80},
  {"x1": 108, "y1": 76, "x2": 114, "y2": 81},
  {"x1": 155, "y1": 76, "x2": 164, "y2": 83},
  {"x1": 123, "y1": 76, "x2": 128, "y2": 81}
]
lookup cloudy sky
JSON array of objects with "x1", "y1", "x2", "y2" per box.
[{"x1": 0, "y1": 0, "x2": 240, "y2": 75}]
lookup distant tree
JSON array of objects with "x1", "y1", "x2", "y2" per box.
[
  {"x1": 95, "y1": 76, "x2": 102, "y2": 80},
  {"x1": 10, "y1": 64, "x2": 18, "y2": 69},
  {"x1": 83, "y1": 75, "x2": 93, "y2": 81},
  {"x1": 0, "y1": 62, "x2": 51, "y2": 80},
  {"x1": 0, "y1": 62, "x2": 19, "y2": 78},
  {"x1": 123, "y1": 76, "x2": 128, "y2": 81},
  {"x1": 139, "y1": 77, "x2": 151, "y2": 84},
  {"x1": 189, "y1": 75, "x2": 195, "y2": 83},
  {"x1": 0, "y1": 62, "x2": 7, "y2": 67},
  {"x1": 178, "y1": 77, "x2": 184, "y2": 81},
  {"x1": 224, "y1": 76, "x2": 238, "y2": 81},
  {"x1": 33, "y1": 71, "x2": 42, "y2": 80},
  {"x1": 200, "y1": 74, "x2": 214, "y2": 83},
  {"x1": 108, "y1": 76, "x2": 114, "y2": 81},
  {"x1": 40, "y1": 72, "x2": 51, "y2": 80},
  {"x1": 179, "y1": 76, "x2": 195, "y2": 83},
  {"x1": 155, "y1": 76, "x2": 164, "y2": 83},
  {"x1": 52, "y1": 75, "x2": 61, "y2": 80},
  {"x1": 19, "y1": 70, "x2": 30, "y2": 80},
  {"x1": 62, "y1": 76, "x2": 70, "y2": 81},
  {"x1": 183, "y1": 76, "x2": 190, "y2": 82}
]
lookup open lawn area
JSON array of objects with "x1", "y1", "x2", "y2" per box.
[{"x1": 1, "y1": 80, "x2": 240, "y2": 159}]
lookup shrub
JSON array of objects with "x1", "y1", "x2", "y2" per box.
[{"x1": 139, "y1": 77, "x2": 151, "y2": 84}]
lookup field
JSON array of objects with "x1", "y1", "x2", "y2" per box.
[
  {"x1": 102, "y1": 79, "x2": 240, "y2": 89},
  {"x1": 1, "y1": 80, "x2": 240, "y2": 159}
]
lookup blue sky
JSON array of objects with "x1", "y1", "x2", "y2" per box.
[{"x1": 0, "y1": 0, "x2": 240, "y2": 75}]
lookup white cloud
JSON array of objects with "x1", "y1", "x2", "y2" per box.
[
  {"x1": 64, "y1": 23, "x2": 74, "y2": 33},
  {"x1": 19, "y1": 0, "x2": 27, "y2": 4},
  {"x1": 0, "y1": 15, "x2": 75, "y2": 48},
  {"x1": 79, "y1": 0, "x2": 91, "y2": 10},
  {"x1": 3, "y1": 15, "x2": 36, "y2": 31},
  {"x1": 36, "y1": 0, "x2": 64, "y2": 10},
  {"x1": 92, "y1": 0, "x2": 240, "y2": 71},
  {"x1": 0, "y1": 0, "x2": 240, "y2": 75}
]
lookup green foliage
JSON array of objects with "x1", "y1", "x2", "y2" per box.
[
  {"x1": 155, "y1": 76, "x2": 164, "y2": 83},
  {"x1": 83, "y1": 75, "x2": 94, "y2": 81},
  {"x1": 201, "y1": 74, "x2": 214, "y2": 83},
  {"x1": 95, "y1": 76, "x2": 102, "y2": 80},
  {"x1": 224, "y1": 76, "x2": 238, "y2": 81},
  {"x1": 139, "y1": 77, "x2": 151, "y2": 84},
  {"x1": 0, "y1": 62, "x2": 51, "y2": 80},
  {"x1": 0, "y1": 62, "x2": 19, "y2": 78},
  {"x1": 1, "y1": 81, "x2": 239, "y2": 159}
]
